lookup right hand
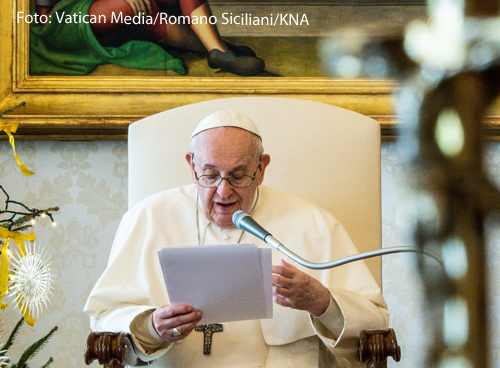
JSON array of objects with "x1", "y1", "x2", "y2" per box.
[
  {"x1": 152, "y1": 304, "x2": 202, "y2": 342},
  {"x1": 124, "y1": 0, "x2": 152, "y2": 15}
]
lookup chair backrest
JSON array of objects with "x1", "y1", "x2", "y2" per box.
[{"x1": 128, "y1": 97, "x2": 382, "y2": 286}]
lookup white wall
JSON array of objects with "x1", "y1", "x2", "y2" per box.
[{"x1": 1, "y1": 140, "x2": 498, "y2": 367}]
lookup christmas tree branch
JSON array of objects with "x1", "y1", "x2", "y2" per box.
[
  {"x1": 15, "y1": 325, "x2": 58, "y2": 368},
  {"x1": 1, "y1": 318, "x2": 24, "y2": 353},
  {"x1": 0, "y1": 185, "x2": 58, "y2": 231},
  {"x1": 40, "y1": 357, "x2": 54, "y2": 368}
]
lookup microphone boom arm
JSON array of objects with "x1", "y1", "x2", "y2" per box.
[
  {"x1": 265, "y1": 235, "x2": 441, "y2": 269},
  {"x1": 233, "y1": 210, "x2": 442, "y2": 270}
]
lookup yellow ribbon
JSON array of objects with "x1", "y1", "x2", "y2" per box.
[
  {"x1": 0, "y1": 122, "x2": 35, "y2": 176},
  {"x1": 0, "y1": 228, "x2": 34, "y2": 306},
  {"x1": 17, "y1": 295, "x2": 36, "y2": 326}
]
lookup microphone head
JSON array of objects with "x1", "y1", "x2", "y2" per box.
[
  {"x1": 232, "y1": 210, "x2": 249, "y2": 228},
  {"x1": 232, "y1": 210, "x2": 271, "y2": 242}
]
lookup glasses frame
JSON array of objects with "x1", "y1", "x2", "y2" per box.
[{"x1": 192, "y1": 154, "x2": 261, "y2": 188}]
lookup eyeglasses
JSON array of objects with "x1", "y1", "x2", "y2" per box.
[{"x1": 193, "y1": 161, "x2": 260, "y2": 188}]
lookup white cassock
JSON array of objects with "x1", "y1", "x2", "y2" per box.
[{"x1": 84, "y1": 184, "x2": 388, "y2": 368}]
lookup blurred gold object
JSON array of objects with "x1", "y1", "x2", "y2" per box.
[{"x1": 323, "y1": 0, "x2": 500, "y2": 366}]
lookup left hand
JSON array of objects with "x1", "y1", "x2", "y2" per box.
[{"x1": 272, "y1": 259, "x2": 331, "y2": 317}]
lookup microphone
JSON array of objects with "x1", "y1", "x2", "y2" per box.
[
  {"x1": 232, "y1": 210, "x2": 442, "y2": 270},
  {"x1": 232, "y1": 210, "x2": 288, "y2": 257},
  {"x1": 232, "y1": 211, "x2": 272, "y2": 242}
]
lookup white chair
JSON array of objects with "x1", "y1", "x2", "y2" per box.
[
  {"x1": 128, "y1": 97, "x2": 382, "y2": 285},
  {"x1": 85, "y1": 97, "x2": 400, "y2": 368}
]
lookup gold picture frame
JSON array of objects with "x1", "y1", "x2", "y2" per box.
[{"x1": 2, "y1": 0, "x2": 499, "y2": 140}]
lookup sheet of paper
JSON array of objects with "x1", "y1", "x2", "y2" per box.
[{"x1": 158, "y1": 244, "x2": 272, "y2": 324}]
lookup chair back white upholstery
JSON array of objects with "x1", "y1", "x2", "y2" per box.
[{"x1": 128, "y1": 97, "x2": 382, "y2": 285}]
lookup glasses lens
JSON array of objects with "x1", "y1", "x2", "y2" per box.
[
  {"x1": 230, "y1": 176, "x2": 252, "y2": 187},
  {"x1": 199, "y1": 175, "x2": 221, "y2": 188}
]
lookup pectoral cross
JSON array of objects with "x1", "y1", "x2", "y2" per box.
[{"x1": 195, "y1": 323, "x2": 223, "y2": 355}]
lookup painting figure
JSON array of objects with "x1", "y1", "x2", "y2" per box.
[{"x1": 30, "y1": 0, "x2": 265, "y2": 76}]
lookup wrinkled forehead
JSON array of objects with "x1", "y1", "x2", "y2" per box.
[{"x1": 192, "y1": 127, "x2": 260, "y2": 165}]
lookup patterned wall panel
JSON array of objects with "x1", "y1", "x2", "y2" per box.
[{"x1": 1, "y1": 140, "x2": 498, "y2": 367}]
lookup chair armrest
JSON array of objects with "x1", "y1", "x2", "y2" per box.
[
  {"x1": 359, "y1": 328, "x2": 401, "y2": 368},
  {"x1": 85, "y1": 328, "x2": 402, "y2": 367},
  {"x1": 84, "y1": 332, "x2": 147, "y2": 368}
]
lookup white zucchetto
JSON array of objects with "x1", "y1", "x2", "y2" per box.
[{"x1": 191, "y1": 110, "x2": 261, "y2": 139}]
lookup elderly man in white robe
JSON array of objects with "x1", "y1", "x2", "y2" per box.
[{"x1": 84, "y1": 110, "x2": 389, "y2": 368}]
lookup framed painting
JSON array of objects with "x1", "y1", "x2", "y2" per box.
[{"x1": 6, "y1": 0, "x2": 496, "y2": 140}]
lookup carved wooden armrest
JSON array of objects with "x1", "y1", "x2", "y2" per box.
[
  {"x1": 85, "y1": 332, "x2": 145, "y2": 368},
  {"x1": 359, "y1": 328, "x2": 401, "y2": 368},
  {"x1": 85, "y1": 328, "x2": 402, "y2": 367}
]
